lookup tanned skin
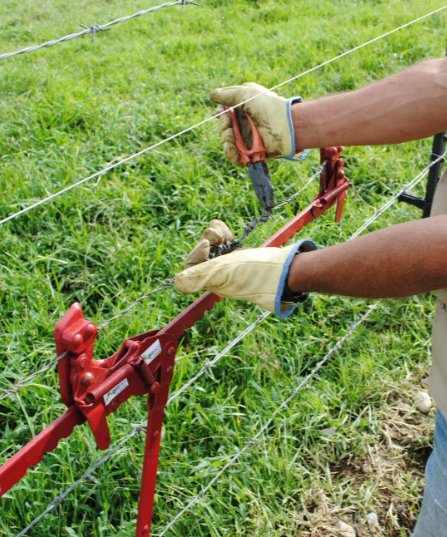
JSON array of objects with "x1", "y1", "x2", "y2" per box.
[{"x1": 286, "y1": 58, "x2": 447, "y2": 299}]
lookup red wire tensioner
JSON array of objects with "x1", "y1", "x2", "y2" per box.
[{"x1": 0, "y1": 146, "x2": 350, "y2": 537}]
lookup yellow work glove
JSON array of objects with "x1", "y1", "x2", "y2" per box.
[
  {"x1": 183, "y1": 220, "x2": 235, "y2": 269},
  {"x1": 210, "y1": 82, "x2": 309, "y2": 166},
  {"x1": 175, "y1": 220, "x2": 317, "y2": 318}
]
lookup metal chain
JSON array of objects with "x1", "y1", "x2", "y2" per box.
[
  {"x1": 155, "y1": 152, "x2": 447, "y2": 533},
  {"x1": 158, "y1": 302, "x2": 379, "y2": 536},
  {"x1": 0, "y1": 352, "x2": 67, "y2": 404},
  {"x1": 240, "y1": 163, "x2": 325, "y2": 244},
  {"x1": 209, "y1": 165, "x2": 323, "y2": 258},
  {"x1": 15, "y1": 311, "x2": 271, "y2": 537},
  {"x1": 2, "y1": 4, "x2": 446, "y2": 226},
  {"x1": 0, "y1": 1, "x2": 198, "y2": 62},
  {"x1": 0, "y1": 166, "x2": 316, "y2": 405}
]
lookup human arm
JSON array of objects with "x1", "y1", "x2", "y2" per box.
[
  {"x1": 288, "y1": 214, "x2": 447, "y2": 299},
  {"x1": 293, "y1": 58, "x2": 447, "y2": 149},
  {"x1": 211, "y1": 58, "x2": 447, "y2": 164},
  {"x1": 175, "y1": 215, "x2": 447, "y2": 316}
]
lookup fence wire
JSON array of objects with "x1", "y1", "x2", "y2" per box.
[
  {"x1": 157, "y1": 303, "x2": 379, "y2": 536},
  {"x1": 0, "y1": 352, "x2": 67, "y2": 404},
  {"x1": 0, "y1": 1, "x2": 197, "y2": 62},
  {"x1": 15, "y1": 151, "x2": 442, "y2": 536},
  {"x1": 1, "y1": 4, "x2": 446, "y2": 226}
]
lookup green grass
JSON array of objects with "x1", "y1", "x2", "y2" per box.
[{"x1": 0, "y1": 0, "x2": 445, "y2": 535}]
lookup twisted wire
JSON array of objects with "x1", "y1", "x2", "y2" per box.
[
  {"x1": 0, "y1": 352, "x2": 67, "y2": 404},
  {"x1": 0, "y1": 167, "x2": 319, "y2": 405},
  {"x1": 0, "y1": 1, "x2": 197, "y2": 62},
  {"x1": 2, "y1": 4, "x2": 446, "y2": 226},
  {"x1": 350, "y1": 151, "x2": 446, "y2": 240},
  {"x1": 155, "y1": 150, "x2": 447, "y2": 531}
]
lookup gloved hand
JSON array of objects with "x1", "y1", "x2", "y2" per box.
[
  {"x1": 210, "y1": 82, "x2": 308, "y2": 166},
  {"x1": 175, "y1": 226, "x2": 317, "y2": 318},
  {"x1": 183, "y1": 219, "x2": 235, "y2": 269}
]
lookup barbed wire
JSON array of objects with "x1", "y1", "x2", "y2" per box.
[
  {"x1": 157, "y1": 302, "x2": 379, "y2": 536},
  {"x1": 0, "y1": 352, "x2": 67, "y2": 404},
  {"x1": 350, "y1": 152, "x2": 446, "y2": 240},
  {"x1": 0, "y1": 1, "x2": 198, "y2": 62},
  {"x1": 2, "y1": 4, "x2": 446, "y2": 226},
  {"x1": 15, "y1": 151, "x2": 439, "y2": 535},
  {"x1": 97, "y1": 277, "x2": 175, "y2": 331}
]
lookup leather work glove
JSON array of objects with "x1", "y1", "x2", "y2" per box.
[
  {"x1": 175, "y1": 228, "x2": 317, "y2": 318},
  {"x1": 210, "y1": 82, "x2": 309, "y2": 166},
  {"x1": 183, "y1": 219, "x2": 235, "y2": 269}
]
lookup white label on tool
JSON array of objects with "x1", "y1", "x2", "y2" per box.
[
  {"x1": 142, "y1": 339, "x2": 162, "y2": 365},
  {"x1": 104, "y1": 379, "x2": 129, "y2": 406}
]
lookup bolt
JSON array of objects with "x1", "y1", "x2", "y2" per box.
[
  {"x1": 73, "y1": 334, "x2": 83, "y2": 347},
  {"x1": 153, "y1": 430, "x2": 159, "y2": 440},
  {"x1": 165, "y1": 366, "x2": 173, "y2": 377},
  {"x1": 142, "y1": 526, "x2": 149, "y2": 535},
  {"x1": 79, "y1": 357, "x2": 88, "y2": 369},
  {"x1": 150, "y1": 382, "x2": 161, "y2": 394},
  {"x1": 81, "y1": 372, "x2": 94, "y2": 387},
  {"x1": 84, "y1": 322, "x2": 97, "y2": 340},
  {"x1": 167, "y1": 345, "x2": 175, "y2": 358}
]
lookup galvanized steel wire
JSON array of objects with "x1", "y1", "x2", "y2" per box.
[
  {"x1": 2, "y1": 4, "x2": 447, "y2": 226},
  {"x1": 0, "y1": 1, "x2": 197, "y2": 62}
]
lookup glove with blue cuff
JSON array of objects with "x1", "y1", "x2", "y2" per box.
[
  {"x1": 210, "y1": 82, "x2": 309, "y2": 166},
  {"x1": 174, "y1": 220, "x2": 317, "y2": 318}
]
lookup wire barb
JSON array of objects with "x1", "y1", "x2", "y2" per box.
[
  {"x1": 12, "y1": 149, "x2": 447, "y2": 535},
  {"x1": 79, "y1": 24, "x2": 110, "y2": 42},
  {"x1": 157, "y1": 303, "x2": 379, "y2": 536},
  {"x1": 0, "y1": 1, "x2": 198, "y2": 62}
]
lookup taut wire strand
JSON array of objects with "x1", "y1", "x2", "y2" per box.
[
  {"x1": 0, "y1": 165, "x2": 319, "y2": 403},
  {"x1": 0, "y1": 1, "x2": 198, "y2": 62},
  {"x1": 157, "y1": 304, "x2": 379, "y2": 536},
  {"x1": 1, "y1": 4, "x2": 446, "y2": 226},
  {"x1": 350, "y1": 152, "x2": 447, "y2": 240},
  {"x1": 0, "y1": 352, "x2": 67, "y2": 404}
]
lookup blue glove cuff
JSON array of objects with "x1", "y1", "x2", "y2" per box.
[
  {"x1": 283, "y1": 96, "x2": 310, "y2": 162},
  {"x1": 274, "y1": 239, "x2": 318, "y2": 319}
]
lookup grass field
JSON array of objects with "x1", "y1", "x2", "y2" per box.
[{"x1": 0, "y1": 0, "x2": 446, "y2": 535}]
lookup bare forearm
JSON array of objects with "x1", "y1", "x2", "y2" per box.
[
  {"x1": 288, "y1": 215, "x2": 447, "y2": 298},
  {"x1": 293, "y1": 58, "x2": 447, "y2": 149}
]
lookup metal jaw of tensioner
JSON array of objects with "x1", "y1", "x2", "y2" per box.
[
  {"x1": 56, "y1": 303, "x2": 178, "y2": 536},
  {"x1": 312, "y1": 146, "x2": 350, "y2": 222},
  {"x1": 0, "y1": 147, "x2": 351, "y2": 537},
  {"x1": 0, "y1": 303, "x2": 178, "y2": 537}
]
